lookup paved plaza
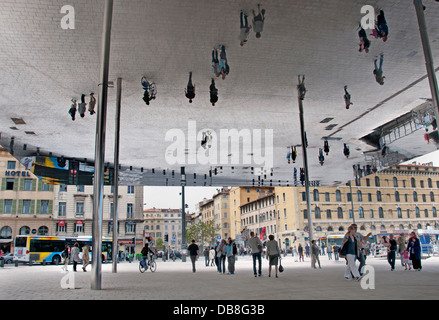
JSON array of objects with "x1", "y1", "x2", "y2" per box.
[{"x1": 2, "y1": 254, "x2": 438, "y2": 301}]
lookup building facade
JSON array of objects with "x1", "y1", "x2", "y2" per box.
[
  {"x1": 294, "y1": 164, "x2": 439, "y2": 244},
  {"x1": 53, "y1": 184, "x2": 144, "y2": 256},
  {"x1": 143, "y1": 208, "x2": 182, "y2": 250},
  {"x1": 0, "y1": 148, "x2": 55, "y2": 252}
]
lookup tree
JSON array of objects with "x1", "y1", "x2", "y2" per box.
[{"x1": 186, "y1": 220, "x2": 220, "y2": 247}]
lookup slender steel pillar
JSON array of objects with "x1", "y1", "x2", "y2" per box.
[
  {"x1": 112, "y1": 78, "x2": 122, "y2": 273},
  {"x1": 297, "y1": 77, "x2": 313, "y2": 255},
  {"x1": 181, "y1": 167, "x2": 187, "y2": 253},
  {"x1": 414, "y1": 0, "x2": 439, "y2": 123},
  {"x1": 91, "y1": 0, "x2": 113, "y2": 290}
]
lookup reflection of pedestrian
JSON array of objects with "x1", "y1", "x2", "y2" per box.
[
  {"x1": 358, "y1": 26, "x2": 370, "y2": 53},
  {"x1": 82, "y1": 244, "x2": 90, "y2": 272},
  {"x1": 78, "y1": 94, "x2": 87, "y2": 118},
  {"x1": 185, "y1": 72, "x2": 196, "y2": 103},
  {"x1": 343, "y1": 143, "x2": 350, "y2": 158},
  {"x1": 298, "y1": 244, "x2": 304, "y2": 261},
  {"x1": 371, "y1": 10, "x2": 389, "y2": 42},
  {"x1": 226, "y1": 237, "x2": 236, "y2": 275},
  {"x1": 210, "y1": 79, "x2": 218, "y2": 106},
  {"x1": 318, "y1": 148, "x2": 325, "y2": 165},
  {"x1": 88, "y1": 93, "x2": 96, "y2": 115},
  {"x1": 252, "y1": 4, "x2": 265, "y2": 39},
  {"x1": 187, "y1": 239, "x2": 199, "y2": 273},
  {"x1": 344, "y1": 86, "x2": 353, "y2": 109},
  {"x1": 324, "y1": 140, "x2": 330, "y2": 155},
  {"x1": 68, "y1": 99, "x2": 77, "y2": 121},
  {"x1": 211, "y1": 49, "x2": 221, "y2": 77},
  {"x1": 219, "y1": 45, "x2": 229, "y2": 80},
  {"x1": 373, "y1": 53, "x2": 385, "y2": 85},
  {"x1": 239, "y1": 10, "x2": 252, "y2": 46}
]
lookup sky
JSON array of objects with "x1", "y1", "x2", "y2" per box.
[
  {"x1": 143, "y1": 186, "x2": 219, "y2": 213},
  {"x1": 143, "y1": 150, "x2": 439, "y2": 213}
]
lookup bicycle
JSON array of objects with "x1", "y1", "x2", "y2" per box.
[{"x1": 139, "y1": 255, "x2": 157, "y2": 273}]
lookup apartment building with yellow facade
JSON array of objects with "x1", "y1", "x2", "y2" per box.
[{"x1": 200, "y1": 164, "x2": 439, "y2": 251}]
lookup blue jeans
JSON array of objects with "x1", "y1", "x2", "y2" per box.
[
  {"x1": 218, "y1": 255, "x2": 226, "y2": 273},
  {"x1": 252, "y1": 252, "x2": 262, "y2": 276}
]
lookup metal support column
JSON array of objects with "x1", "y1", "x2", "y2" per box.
[
  {"x1": 414, "y1": 0, "x2": 439, "y2": 124},
  {"x1": 91, "y1": 0, "x2": 113, "y2": 290},
  {"x1": 112, "y1": 77, "x2": 122, "y2": 273},
  {"x1": 181, "y1": 167, "x2": 187, "y2": 261},
  {"x1": 297, "y1": 76, "x2": 314, "y2": 251}
]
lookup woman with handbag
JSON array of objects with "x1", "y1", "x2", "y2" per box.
[
  {"x1": 340, "y1": 226, "x2": 363, "y2": 281},
  {"x1": 406, "y1": 232, "x2": 422, "y2": 271},
  {"x1": 266, "y1": 234, "x2": 281, "y2": 278}
]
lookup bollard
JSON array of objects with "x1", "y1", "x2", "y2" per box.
[
  {"x1": 15, "y1": 260, "x2": 19, "y2": 267},
  {"x1": 43, "y1": 259, "x2": 46, "y2": 266},
  {"x1": 0, "y1": 258, "x2": 4, "y2": 268},
  {"x1": 29, "y1": 259, "x2": 33, "y2": 266}
]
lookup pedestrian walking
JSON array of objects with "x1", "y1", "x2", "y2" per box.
[
  {"x1": 210, "y1": 79, "x2": 218, "y2": 106},
  {"x1": 187, "y1": 239, "x2": 199, "y2": 273},
  {"x1": 215, "y1": 241, "x2": 221, "y2": 271},
  {"x1": 397, "y1": 233, "x2": 406, "y2": 267},
  {"x1": 81, "y1": 243, "x2": 90, "y2": 272},
  {"x1": 185, "y1": 72, "x2": 196, "y2": 103},
  {"x1": 311, "y1": 240, "x2": 321, "y2": 269},
  {"x1": 70, "y1": 242, "x2": 81, "y2": 272},
  {"x1": 327, "y1": 244, "x2": 333, "y2": 260},
  {"x1": 68, "y1": 99, "x2": 77, "y2": 121},
  {"x1": 383, "y1": 234, "x2": 397, "y2": 271},
  {"x1": 248, "y1": 231, "x2": 263, "y2": 277},
  {"x1": 203, "y1": 247, "x2": 210, "y2": 267},
  {"x1": 373, "y1": 53, "x2": 385, "y2": 85},
  {"x1": 266, "y1": 234, "x2": 280, "y2": 277},
  {"x1": 209, "y1": 247, "x2": 216, "y2": 266},
  {"x1": 333, "y1": 244, "x2": 339, "y2": 260},
  {"x1": 252, "y1": 4, "x2": 265, "y2": 39},
  {"x1": 305, "y1": 243, "x2": 310, "y2": 258},
  {"x1": 61, "y1": 244, "x2": 69, "y2": 271},
  {"x1": 340, "y1": 226, "x2": 362, "y2": 281},
  {"x1": 239, "y1": 10, "x2": 252, "y2": 46},
  {"x1": 298, "y1": 244, "x2": 304, "y2": 261},
  {"x1": 217, "y1": 240, "x2": 226, "y2": 274},
  {"x1": 406, "y1": 232, "x2": 422, "y2": 271},
  {"x1": 352, "y1": 224, "x2": 372, "y2": 275},
  {"x1": 403, "y1": 249, "x2": 411, "y2": 270},
  {"x1": 226, "y1": 237, "x2": 236, "y2": 275}
]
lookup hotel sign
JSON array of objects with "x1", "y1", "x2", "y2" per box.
[{"x1": 5, "y1": 170, "x2": 31, "y2": 177}]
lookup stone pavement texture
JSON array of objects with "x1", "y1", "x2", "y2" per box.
[{"x1": 1, "y1": 255, "x2": 439, "y2": 301}]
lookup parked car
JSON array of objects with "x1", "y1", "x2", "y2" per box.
[
  {"x1": 169, "y1": 250, "x2": 182, "y2": 259},
  {"x1": 0, "y1": 253, "x2": 15, "y2": 264}
]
